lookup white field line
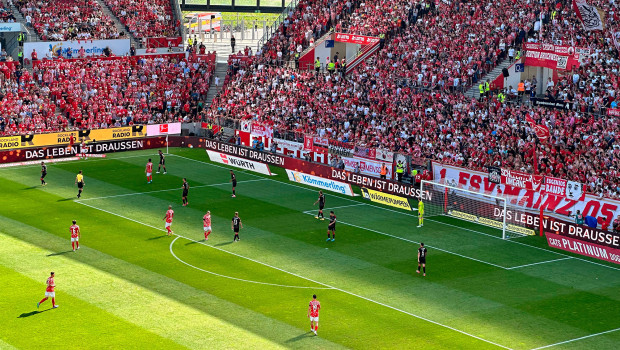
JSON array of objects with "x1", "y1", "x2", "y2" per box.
[
  {"x1": 76, "y1": 200, "x2": 512, "y2": 350},
  {"x1": 169, "y1": 237, "x2": 332, "y2": 289},
  {"x1": 301, "y1": 211, "x2": 509, "y2": 270},
  {"x1": 171, "y1": 154, "x2": 620, "y2": 273},
  {"x1": 77, "y1": 179, "x2": 268, "y2": 201},
  {"x1": 505, "y1": 257, "x2": 573, "y2": 270},
  {"x1": 303, "y1": 203, "x2": 366, "y2": 213},
  {"x1": 530, "y1": 327, "x2": 620, "y2": 350}
]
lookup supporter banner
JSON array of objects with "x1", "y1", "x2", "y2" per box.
[
  {"x1": 286, "y1": 169, "x2": 354, "y2": 196},
  {"x1": 0, "y1": 23, "x2": 22, "y2": 32},
  {"x1": 303, "y1": 136, "x2": 314, "y2": 151},
  {"x1": 334, "y1": 33, "x2": 380, "y2": 45},
  {"x1": 146, "y1": 123, "x2": 182, "y2": 136},
  {"x1": 206, "y1": 150, "x2": 272, "y2": 175},
  {"x1": 488, "y1": 166, "x2": 501, "y2": 184},
  {"x1": 204, "y1": 139, "x2": 285, "y2": 166},
  {"x1": 375, "y1": 148, "x2": 394, "y2": 162},
  {"x1": 531, "y1": 97, "x2": 574, "y2": 110},
  {"x1": 607, "y1": 108, "x2": 620, "y2": 117},
  {"x1": 313, "y1": 136, "x2": 328, "y2": 147},
  {"x1": 524, "y1": 43, "x2": 583, "y2": 70},
  {"x1": 546, "y1": 233, "x2": 620, "y2": 264},
  {"x1": 543, "y1": 176, "x2": 586, "y2": 201},
  {"x1": 146, "y1": 37, "x2": 183, "y2": 48},
  {"x1": 433, "y1": 162, "x2": 620, "y2": 226},
  {"x1": 251, "y1": 123, "x2": 273, "y2": 138},
  {"x1": 274, "y1": 138, "x2": 304, "y2": 152},
  {"x1": 501, "y1": 168, "x2": 543, "y2": 191},
  {"x1": 573, "y1": 0, "x2": 604, "y2": 31},
  {"x1": 342, "y1": 156, "x2": 393, "y2": 179},
  {"x1": 328, "y1": 139, "x2": 354, "y2": 157},
  {"x1": 353, "y1": 145, "x2": 376, "y2": 159},
  {"x1": 23, "y1": 39, "x2": 131, "y2": 59},
  {"x1": 361, "y1": 187, "x2": 412, "y2": 211}
]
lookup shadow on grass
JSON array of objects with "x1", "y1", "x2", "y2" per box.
[
  {"x1": 18, "y1": 309, "x2": 52, "y2": 318},
  {"x1": 22, "y1": 186, "x2": 41, "y2": 190},
  {"x1": 184, "y1": 239, "x2": 206, "y2": 246},
  {"x1": 57, "y1": 198, "x2": 76, "y2": 202},
  {"x1": 47, "y1": 250, "x2": 73, "y2": 257},
  {"x1": 215, "y1": 241, "x2": 234, "y2": 247},
  {"x1": 285, "y1": 332, "x2": 315, "y2": 343},
  {"x1": 146, "y1": 235, "x2": 168, "y2": 241}
]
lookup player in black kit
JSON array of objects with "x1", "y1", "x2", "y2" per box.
[
  {"x1": 157, "y1": 150, "x2": 167, "y2": 174},
  {"x1": 230, "y1": 170, "x2": 237, "y2": 197},
  {"x1": 416, "y1": 243, "x2": 428, "y2": 276},
  {"x1": 40, "y1": 162, "x2": 47, "y2": 186},
  {"x1": 313, "y1": 190, "x2": 325, "y2": 220},
  {"x1": 326, "y1": 211, "x2": 336, "y2": 242},
  {"x1": 231, "y1": 211, "x2": 243, "y2": 241},
  {"x1": 182, "y1": 178, "x2": 189, "y2": 206}
]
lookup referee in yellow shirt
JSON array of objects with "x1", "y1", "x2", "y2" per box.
[
  {"x1": 75, "y1": 170, "x2": 85, "y2": 198},
  {"x1": 417, "y1": 199, "x2": 424, "y2": 228}
]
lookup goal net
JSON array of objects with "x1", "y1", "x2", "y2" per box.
[{"x1": 420, "y1": 180, "x2": 536, "y2": 239}]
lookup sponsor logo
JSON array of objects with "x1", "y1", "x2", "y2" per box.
[
  {"x1": 360, "y1": 188, "x2": 413, "y2": 211},
  {"x1": 286, "y1": 170, "x2": 354, "y2": 196},
  {"x1": 206, "y1": 150, "x2": 271, "y2": 175},
  {"x1": 546, "y1": 233, "x2": 620, "y2": 265}
]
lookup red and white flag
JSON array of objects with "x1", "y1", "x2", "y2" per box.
[{"x1": 525, "y1": 115, "x2": 551, "y2": 143}]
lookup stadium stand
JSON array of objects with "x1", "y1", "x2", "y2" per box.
[
  {"x1": 15, "y1": 0, "x2": 123, "y2": 40},
  {"x1": 103, "y1": 0, "x2": 177, "y2": 39}
]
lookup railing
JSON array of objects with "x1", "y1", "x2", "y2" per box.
[{"x1": 256, "y1": 0, "x2": 299, "y2": 51}]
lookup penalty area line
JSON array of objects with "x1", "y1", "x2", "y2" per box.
[
  {"x1": 76, "y1": 200, "x2": 512, "y2": 350},
  {"x1": 505, "y1": 257, "x2": 572, "y2": 270},
  {"x1": 530, "y1": 327, "x2": 620, "y2": 350}
]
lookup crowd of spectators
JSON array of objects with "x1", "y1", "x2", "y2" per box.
[
  {"x1": 0, "y1": 54, "x2": 215, "y2": 135},
  {"x1": 103, "y1": 0, "x2": 177, "y2": 39},
  {"x1": 16, "y1": 0, "x2": 123, "y2": 41},
  {"x1": 207, "y1": 0, "x2": 620, "y2": 198}
]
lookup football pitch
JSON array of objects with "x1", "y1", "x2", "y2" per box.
[{"x1": 0, "y1": 148, "x2": 618, "y2": 350}]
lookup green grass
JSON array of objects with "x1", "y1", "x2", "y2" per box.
[{"x1": 0, "y1": 148, "x2": 619, "y2": 349}]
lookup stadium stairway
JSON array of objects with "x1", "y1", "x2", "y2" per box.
[
  {"x1": 205, "y1": 62, "x2": 229, "y2": 108},
  {"x1": 464, "y1": 60, "x2": 512, "y2": 100},
  {"x1": 93, "y1": 0, "x2": 142, "y2": 49},
  {"x1": 2, "y1": 0, "x2": 36, "y2": 42}
]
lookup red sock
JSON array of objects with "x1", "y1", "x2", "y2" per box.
[
  {"x1": 167, "y1": 227, "x2": 171, "y2": 233},
  {"x1": 39, "y1": 297, "x2": 48, "y2": 304},
  {"x1": 315, "y1": 325, "x2": 318, "y2": 331},
  {"x1": 72, "y1": 242, "x2": 75, "y2": 250},
  {"x1": 76, "y1": 241, "x2": 79, "y2": 249},
  {"x1": 52, "y1": 298, "x2": 55, "y2": 307}
]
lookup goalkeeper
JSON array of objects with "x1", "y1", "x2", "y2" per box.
[{"x1": 417, "y1": 198, "x2": 424, "y2": 227}]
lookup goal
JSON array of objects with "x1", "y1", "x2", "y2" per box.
[{"x1": 420, "y1": 180, "x2": 535, "y2": 239}]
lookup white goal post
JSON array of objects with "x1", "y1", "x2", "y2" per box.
[{"x1": 420, "y1": 180, "x2": 535, "y2": 239}]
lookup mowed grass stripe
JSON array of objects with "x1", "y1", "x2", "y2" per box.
[
  {"x1": 0, "y1": 264, "x2": 186, "y2": 350},
  {"x1": 0, "y1": 227, "x2": 339, "y2": 350}
]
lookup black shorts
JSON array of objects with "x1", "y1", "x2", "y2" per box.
[
  {"x1": 319, "y1": 203, "x2": 325, "y2": 210},
  {"x1": 182, "y1": 190, "x2": 188, "y2": 197},
  {"x1": 233, "y1": 227, "x2": 240, "y2": 233},
  {"x1": 328, "y1": 225, "x2": 335, "y2": 231},
  {"x1": 419, "y1": 257, "x2": 426, "y2": 264},
  {"x1": 41, "y1": 173, "x2": 47, "y2": 179},
  {"x1": 232, "y1": 181, "x2": 237, "y2": 187},
  {"x1": 77, "y1": 181, "x2": 84, "y2": 189},
  {"x1": 159, "y1": 159, "x2": 165, "y2": 165}
]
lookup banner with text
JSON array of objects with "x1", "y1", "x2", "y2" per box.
[
  {"x1": 24, "y1": 39, "x2": 130, "y2": 59},
  {"x1": 433, "y1": 162, "x2": 620, "y2": 227},
  {"x1": 0, "y1": 126, "x2": 145, "y2": 150},
  {"x1": 146, "y1": 123, "x2": 182, "y2": 136},
  {"x1": 342, "y1": 156, "x2": 393, "y2": 179},
  {"x1": 501, "y1": 168, "x2": 543, "y2": 191},
  {"x1": 524, "y1": 43, "x2": 586, "y2": 70},
  {"x1": 546, "y1": 233, "x2": 620, "y2": 264},
  {"x1": 286, "y1": 169, "x2": 354, "y2": 196},
  {"x1": 328, "y1": 139, "x2": 354, "y2": 157},
  {"x1": 334, "y1": 33, "x2": 380, "y2": 45},
  {"x1": 542, "y1": 176, "x2": 586, "y2": 201},
  {"x1": 361, "y1": 187, "x2": 412, "y2": 211},
  {"x1": 206, "y1": 150, "x2": 272, "y2": 175}
]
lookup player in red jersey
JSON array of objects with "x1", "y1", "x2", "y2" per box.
[
  {"x1": 145, "y1": 158, "x2": 153, "y2": 184},
  {"x1": 70, "y1": 220, "x2": 80, "y2": 251},
  {"x1": 164, "y1": 205, "x2": 174, "y2": 236},
  {"x1": 308, "y1": 294, "x2": 321, "y2": 335},
  {"x1": 37, "y1": 272, "x2": 58, "y2": 309},
  {"x1": 203, "y1": 211, "x2": 212, "y2": 240}
]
